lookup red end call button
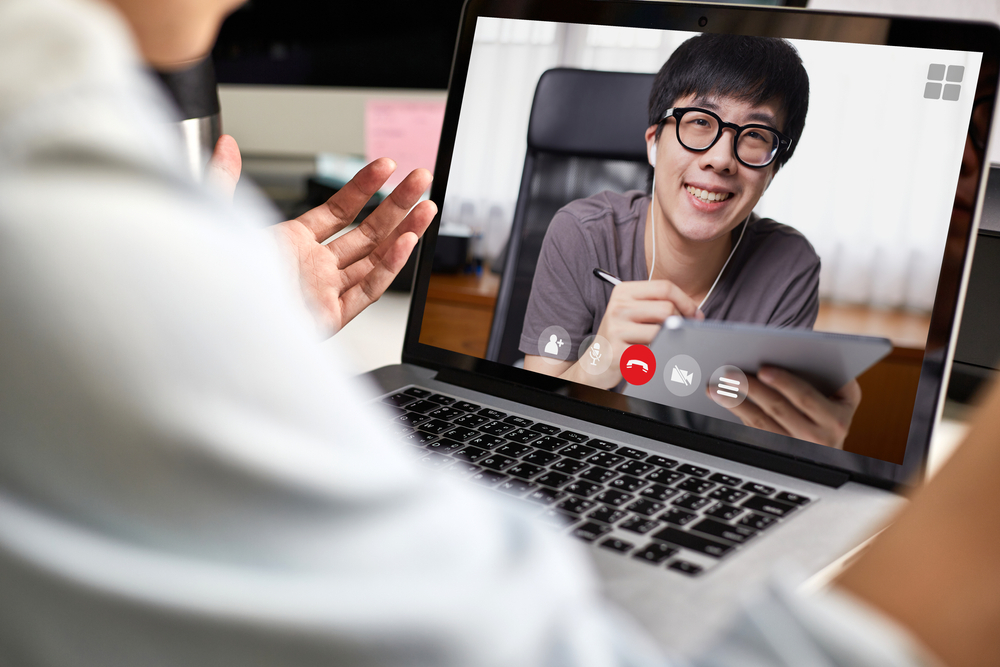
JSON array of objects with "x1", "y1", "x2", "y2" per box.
[{"x1": 620, "y1": 345, "x2": 656, "y2": 385}]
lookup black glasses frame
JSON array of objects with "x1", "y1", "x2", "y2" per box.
[{"x1": 661, "y1": 106, "x2": 793, "y2": 168}]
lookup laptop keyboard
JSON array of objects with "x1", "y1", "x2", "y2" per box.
[{"x1": 379, "y1": 386, "x2": 814, "y2": 577}]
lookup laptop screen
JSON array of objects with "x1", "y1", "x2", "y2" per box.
[{"x1": 408, "y1": 2, "x2": 999, "y2": 486}]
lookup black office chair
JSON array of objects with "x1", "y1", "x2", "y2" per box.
[{"x1": 485, "y1": 68, "x2": 655, "y2": 365}]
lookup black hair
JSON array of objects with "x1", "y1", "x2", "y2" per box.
[{"x1": 648, "y1": 34, "x2": 810, "y2": 169}]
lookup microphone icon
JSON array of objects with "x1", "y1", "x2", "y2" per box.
[{"x1": 589, "y1": 342, "x2": 602, "y2": 366}]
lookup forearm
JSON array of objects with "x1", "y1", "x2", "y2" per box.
[{"x1": 837, "y1": 380, "x2": 1000, "y2": 667}]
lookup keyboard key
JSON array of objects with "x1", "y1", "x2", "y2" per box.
[
  {"x1": 530, "y1": 423, "x2": 561, "y2": 435},
  {"x1": 505, "y1": 428, "x2": 542, "y2": 444},
  {"x1": 405, "y1": 399, "x2": 439, "y2": 414},
  {"x1": 479, "y1": 421, "x2": 516, "y2": 436},
  {"x1": 599, "y1": 537, "x2": 635, "y2": 554},
  {"x1": 609, "y1": 475, "x2": 649, "y2": 493},
  {"x1": 560, "y1": 444, "x2": 597, "y2": 460},
  {"x1": 673, "y1": 493, "x2": 711, "y2": 511},
  {"x1": 495, "y1": 443, "x2": 532, "y2": 458},
  {"x1": 616, "y1": 446, "x2": 646, "y2": 460},
  {"x1": 564, "y1": 480, "x2": 602, "y2": 498},
  {"x1": 587, "y1": 505, "x2": 628, "y2": 524},
  {"x1": 453, "y1": 446, "x2": 490, "y2": 463},
  {"x1": 533, "y1": 436, "x2": 569, "y2": 452},
  {"x1": 633, "y1": 542, "x2": 678, "y2": 565},
  {"x1": 550, "y1": 458, "x2": 588, "y2": 475},
  {"x1": 427, "y1": 406, "x2": 464, "y2": 421},
  {"x1": 572, "y1": 522, "x2": 611, "y2": 542},
  {"x1": 417, "y1": 419, "x2": 453, "y2": 435},
  {"x1": 659, "y1": 508, "x2": 697, "y2": 526},
  {"x1": 677, "y1": 464, "x2": 710, "y2": 477},
  {"x1": 478, "y1": 408, "x2": 507, "y2": 420},
  {"x1": 445, "y1": 461, "x2": 480, "y2": 477},
  {"x1": 402, "y1": 387, "x2": 431, "y2": 398},
  {"x1": 394, "y1": 411, "x2": 430, "y2": 427},
  {"x1": 646, "y1": 456, "x2": 677, "y2": 469},
  {"x1": 691, "y1": 518, "x2": 758, "y2": 545},
  {"x1": 452, "y1": 401, "x2": 481, "y2": 413},
  {"x1": 535, "y1": 471, "x2": 573, "y2": 488},
  {"x1": 775, "y1": 491, "x2": 811, "y2": 506},
  {"x1": 676, "y1": 478, "x2": 716, "y2": 495},
  {"x1": 419, "y1": 453, "x2": 453, "y2": 469},
  {"x1": 708, "y1": 486, "x2": 748, "y2": 504},
  {"x1": 742, "y1": 482, "x2": 776, "y2": 496},
  {"x1": 497, "y1": 478, "x2": 534, "y2": 495},
  {"x1": 425, "y1": 438, "x2": 465, "y2": 455},
  {"x1": 467, "y1": 434, "x2": 505, "y2": 449},
  {"x1": 560, "y1": 431, "x2": 590, "y2": 443},
  {"x1": 617, "y1": 460, "x2": 653, "y2": 476},
  {"x1": 382, "y1": 392, "x2": 417, "y2": 408},
  {"x1": 620, "y1": 516, "x2": 660, "y2": 534},
  {"x1": 651, "y1": 526, "x2": 734, "y2": 558},
  {"x1": 738, "y1": 512, "x2": 779, "y2": 531},
  {"x1": 427, "y1": 394, "x2": 455, "y2": 405},
  {"x1": 503, "y1": 415, "x2": 533, "y2": 428},
  {"x1": 401, "y1": 431, "x2": 437, "y2": 446},
  {"x1": 586, "y1": 439, "x2": 619, "y2": 451},
  {"x1": 389, "y1": 423, "x2": 414, "y2": 436},
  {"x1": 578, "y1": 466, "x2": 619, "y2": 484},
  {"x1": 557, "y1": 496, "x2": 596, "y2": 515},
  {"x1": 646, "y1": 469, "x2": 684, "y2": 485},
  {"x1": 469, "y1": 469, "x2": 507, "y2": 486},
  {"x1": 625, "y1": 498, "x2": 665, "y2": 516},
  {"x1": 506, "y1": 462, "x2": 544, "y2": 480},
  {"x1": 479, "y1": 455, "x2": 517, "y2": 472},
  {"x1": 594, "y1": 489, "x2": 633, "y2": 507},
  {"x1": 587, "y1": 452, "x2": 625, "y2": 468},
  {"x1": 668, "y1": 560, "x2": 704, "y2": 576},
  {"x1": 523, "y1": 450, "x2": 559, "y2": 466},
  {"x1": 452, "y1": 414, "x2": 489, "y2": 429},
  {"x1": 705, "y1": 502, "x2": 744, "y2": 521},
  {"x1": 709, "y1": 473, "x2": 743, "y2": 487},
  {"x1": 527, "y1": 487, "x2": 565, "y2": 505},
  {"x1": 441, "y1": 426, "x2": 478, "y2": 442},
  {"x1": 742, "y1": 494, "x2": 797, "y2": 518},
  {"x1": 640, "y1": 484, "x2": 680, "y2": 502}
]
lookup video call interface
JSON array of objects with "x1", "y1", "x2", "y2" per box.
[{"x1": 419, "y1": 18, "x2": 986, "y2": 466}]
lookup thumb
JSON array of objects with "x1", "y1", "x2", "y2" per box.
[{"x1": 205, "y1": 134, "x2": 242, "y2": 200}]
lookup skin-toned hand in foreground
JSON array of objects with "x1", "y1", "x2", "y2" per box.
[
  {"x1": 838, "y1": 378, "x2": 1000, "y2": 667},
  {"x1": 207, "y1": 135, "x2": 436, "y2": 334},
  {"x1": 721, "y1": 365, "x2": 861, "y2": 450}
]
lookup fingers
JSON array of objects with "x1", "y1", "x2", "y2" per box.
[
  {"x1": 614, "y1": 280, "x2": 702, "y2": 319},
  {"x1": 717, "y1": 384, "x2": 790, "y2": 437},
  {"x1": 296, "y1": 158, "x2": 398, "y2": 242},
  {"x1": 757, "y1": 366, "x2": 839, "y2": 433},
  {"x1": 742, "y1": 374, "x2": 826, "y2": 444},
  {"x1": 205, "y1": 134, "x2": 242, "y2": 199},
  {"x1": 328, "y1": 168, "x2": 434, "y2": 270},
  {"x1": 338, "y1": 198, "x2": 437, "y2": 289},
  {"x1": 336, "y1": 231, "x2": 421, "y2": 331}
]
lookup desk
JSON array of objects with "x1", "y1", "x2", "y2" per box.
[{"x1": 418, "y1": 270, "x2": 499, "y2": 357}]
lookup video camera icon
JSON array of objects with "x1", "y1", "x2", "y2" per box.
[{"x1": 663, "y1": 354, "x2": 701, "y2": 397}]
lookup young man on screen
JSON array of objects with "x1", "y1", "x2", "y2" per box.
[{"x1": 521, "y1": 35, "x2": 860, "y2": 450}]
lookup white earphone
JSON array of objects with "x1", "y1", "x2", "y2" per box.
[{"x1": 646, "y1": 137, "x2": 748, "y2": 309}]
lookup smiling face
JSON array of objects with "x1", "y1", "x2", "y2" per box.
[{"x1": 645, "y1": 93, "x2": 783, "y2": 245}]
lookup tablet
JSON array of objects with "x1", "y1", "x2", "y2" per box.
[{"x1": 623, "y1": 316, "x2": 892, "y2": 424}]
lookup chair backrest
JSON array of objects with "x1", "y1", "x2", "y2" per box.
[{"x1": 486, "y1": 68, "x2": 655, "y2": 365}]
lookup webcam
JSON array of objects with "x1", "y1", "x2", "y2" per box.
[{"x1": 698, "y1": 16, "x2": 708, "y2": 27}]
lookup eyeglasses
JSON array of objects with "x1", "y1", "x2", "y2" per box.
[{"x1": 661, "y1": 107, "x2": 792, "y2": 168}]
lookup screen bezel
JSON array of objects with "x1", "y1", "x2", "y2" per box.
[{"x1": 403, "y1": 0, "x2": 1000, "y2": 489}]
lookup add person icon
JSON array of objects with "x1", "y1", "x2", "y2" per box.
[{"x1": 544, "y1": 334, "x2": 563, "y2": 356}]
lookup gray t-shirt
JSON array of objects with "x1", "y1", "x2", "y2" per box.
[{"x1": 519, "y1": 190, "x2": 820, "y2": 359}]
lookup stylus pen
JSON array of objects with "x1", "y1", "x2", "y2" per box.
[{"x1": 592, "y1": 267, "x2": 622, "y2": 286}]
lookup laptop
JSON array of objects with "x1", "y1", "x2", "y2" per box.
[{"x1": 366, "y1": 0, "x2": 1000, "y2": 657}]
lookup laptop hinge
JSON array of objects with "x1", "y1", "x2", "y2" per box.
[{"x1": 436, "y1": 367, "x2": 851, "y2": 489}]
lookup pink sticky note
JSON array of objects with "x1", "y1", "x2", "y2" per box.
[{"x1": 365, "y1": 100, "x2": 447, "y2": 191}]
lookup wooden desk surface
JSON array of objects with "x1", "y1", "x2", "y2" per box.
[{"x1": 814, "y1": 302, "x2": 930, "y2": 350}]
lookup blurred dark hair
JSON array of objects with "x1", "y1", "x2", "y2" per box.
[{"x1": 649, "y1": 34, "x2": 809, "y2": 169}]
